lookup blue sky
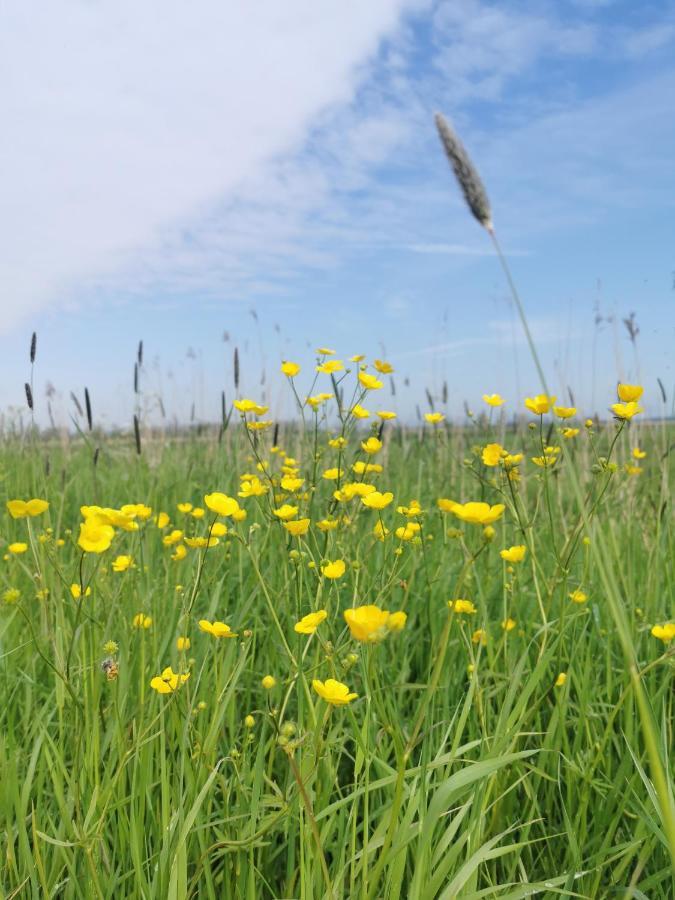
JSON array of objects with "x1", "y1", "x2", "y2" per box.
[{"x1": 1, "y1": 0, "x2": 674, "y2": 428}]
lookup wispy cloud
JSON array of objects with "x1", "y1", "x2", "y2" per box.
[
  {"x1": 392, "y1": 316, "x2": 579, "y2": 359},
  {"x1": 0, "y1": 0, "x2": 416, "y2": 332}
]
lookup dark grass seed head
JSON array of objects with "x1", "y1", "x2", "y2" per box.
[{"x1": 434, "y1": 112, "x2": 492, "y2": 231}]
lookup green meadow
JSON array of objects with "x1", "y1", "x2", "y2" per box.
[{"x1": 0, "y1": 384, "x2": 673, "y2": 898}]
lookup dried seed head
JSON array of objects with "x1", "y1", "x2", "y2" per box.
[
  {"x1": 434, "y1": 113, "x2": 492, "y2": 230},
  {"x1": 137, "y1": 340, "x2": 143, "y2": 366},
  {"x1": 25, "y1": 383, "x2": 33, "y2": 410},
  {"x1": 30, "y1": 332, "x2": 37, "y2": 364},
  {"x1": 233, "y1": 347, "x2": 240, "y2": 390}
]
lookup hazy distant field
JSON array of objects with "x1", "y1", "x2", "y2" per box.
[{"x1": 1, "y1": 368, "x2": 673, "y2": 898}]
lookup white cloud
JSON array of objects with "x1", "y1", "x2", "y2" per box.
[{"x1": 0, "y1": 0, "x2": 413, "y2": 332}]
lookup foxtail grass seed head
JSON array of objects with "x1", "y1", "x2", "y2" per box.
[
  {"x1": 71, "y1": 391, "x2": 84, "y2": 417},
  {"x1": 25, "y1": 383, "x2": 33, "y2": 410},
  {"x1": 434, "y1": 112, "x2": 492, "y2": 231},
  {"x1": 84, "y1": 387, "x2": 92, "y2": 431},
  {"x1": 30, "y1": 332, "x2": 37, "y2": 363},
  {"x1": 234, "y1": 347, "x2": 240, "y2": 390},
  {"x1": 134, "y1": 363, "x2": 138, "y2": 394},
  {"x1": 137, "y1": 339, "x2": 143, "y2": 366},
  {"x1": 134, "y1": 414, "x2": 141, "y2": 455}
]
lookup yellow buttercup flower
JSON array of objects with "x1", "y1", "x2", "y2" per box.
[
  {"x1": 388, "y1": 611, "x2": 407, "y2": 631},
  {"x1": 281, "y1": 361, "x2": 300, "y2": 377},
  {"x1": 177, "y1": 502, "x2": 193, "y2": 513},
  {"x1": 524, "y1": 394, "x2": 556, "y2": 415},
  {"x1": 261, "y1": 675, "x2": 276, "y2": 689},
  {"x1": 8, "y1": 542, "x2": 28, "y2": 554},
  {"x1": 532, "y1": 446, "x2": 561, "y2": 468},
  {"x1": 78, "y1": 521, "x2": 115, "y2": 553},
  {"x1": 273, "y1": 504, "x2": 298, "y2": 521},
  {"x1": 317, "y1": 518, "x2": 339, "y2": 531},
  {"x1": 112, "y1": 555, "x2": 133, "y2": 572},
  {"x1": 562, "y1": 427, "x2": 579, "y2": 439},
  {"x1": 554, "y1": 672, "x2": 567, "y2": 687},
  {"x1": 7, "y1": 498, "x2": 49, "y2": 518},
  {"x1": 361, "y1": 436, "x2": 382, "y2": 455},
  {"x1": 500, "y1": 545, "x2": 526, "y2": 563},
  {"x1": 344, "y1": 605, "x2": 391, "y2": 643},
  {"x1": 132, "y1": 613, "x2": 152, "y2": 629},
  {"x1": 482, "y1": 393, "x2": 504, "y2": 407},
  {"x1": 284, "y1": 518, "x2": 310, "y2": 537},
  {"x1": 328, "y1": 436, "x2": 347, "y2": 449},
  {"x1": 397, "y1": 500, "x2": 423, "y2": 517},
  {"x1": 481, "y1": 443, "x2": 504, "y2": 467},
  {"x1": 651, "y1": 623, "x2": 675, "y2": 643},
  {"x1": 322, "y1": 468, "x2": 343, "y2": 481},
  {"x1": 238, "y1": 476, "x2": 267, "y2": 498},
  {"x1": 280, "y1": 475, "x2": 304, "y2": 493},
  {"x1": 451, "y1": 501, "x2": 505, "y2": 526},
  {"x1": 553, "y1": 406, "x2": 576, "y2": 419},
  {"x1": 472, "y1": 628, "x2": 488, "y2": 646},
  {"x1": 204, "y1": 493, "x2": 242, "y2": 517},
  {"x1": 569, "y1": 589, "x2": 588, "y2": 604},
  {"x1": 610, "y1": 401, "x2": 643, "y2": 421},
  {"x1": 199, "y1": 620, "x2": 238, "y2": 638},
  {"x1": 294, "y1": 610, "x2": 328, "y2": 634},
  {"x1": 361, "y1": 491, "x2": 393, "y2": 510},
  {"x1": 632, "y1": 447, "x2": 646, "y2": 459},
  {"x1": 395, "y1": 523, "x2": 420, "y2": 541},
  {"x1": 617, "y1": 383, "x2": 643, "y2": 402},
  {"x1": 376, "y1": 410, "x2": 397, "y2": 420},
  {"x1": 150, "y1": 666, "x2": 190, "y2": 694},
  {"x1": 234, "y1": 398, "x2": 268, "y2": 415},
  {"x1": 312, "y1": 678, "x2": 357, "y2": 706},
  {"x1": 502, "y1": 618, "x2": 517, "y2": 631},
  {"x1": 374, "y1": 359, "x2": 394, "y2": 374},
  {"x1": 425, "y1": 412, "x2": 445, "y2": 424},
  {"x1": 448, "y1": 599, "x2": 476, "y2": 614},
  {"x1": 163, "y1": 529, "x2": 183, "y2": 546},
  {"x1": 321, "y1": 559, "x2": 346, "y2": 579},
  {"x1": 121, "y1": 503, "x2": 152, "y2": 520},
  {"x1": 335, "y1": 482, "x2": 375, "y2": 502},
  {"x1": 358, "y1": 371, "x2": 383, "y2": 390},
  {"x1": 316, "y1": 359, "x2": 344, "y2": 374},
  {"x1": 306, "y1": 393, "x2": 333, "y2": 410},
  {"x1": 70, "y1": 584, "x2": 91, "y2": 599},
  {"x1": 373, "y1": 520, "x2": 389, "y2": 540},
  {"x1": 155, "y1": 511, "x2": 170, "y2": 528},
  {"x1": 184, "y1": 536, "x2": 219, "y2": 549},
  {"x1": 352, "y1": 461, "x2": 383, "y2": 475},
  {"x1": 176, "y1": 636, "x2": 191, "y2": 651},
  {"x1": 351, "y1": 404, "x2": 370, "y2": 419}
]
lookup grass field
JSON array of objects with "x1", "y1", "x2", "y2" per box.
[{"x1": 0, "y1": 369, "x2": 673, "y2": 898}]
